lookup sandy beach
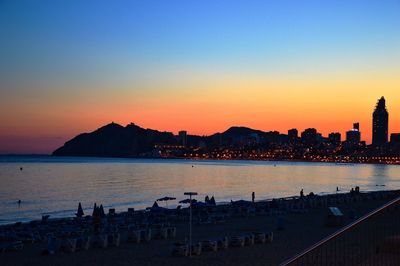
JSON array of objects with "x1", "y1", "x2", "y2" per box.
[{"x1": 1, "y1": 190, "x2": 398, "y2": 266}]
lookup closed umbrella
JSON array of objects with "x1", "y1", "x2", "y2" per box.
[
  {"x1": 92, "y1": 203, "x2": 97, "y2": 216},
  {"x1": 76, "y1": 202, "x2": 84, "y2": 218},
  {"x1": 99, "y1": 204, "x2": 105, "y2": 217}
]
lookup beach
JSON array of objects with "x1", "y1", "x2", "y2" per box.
[
  {"x1": 1, "y1": 190, "x2": 398, "y2": 266},
  {"x1": 2, "y1": 156, "x2": 399, "y2": 226}
]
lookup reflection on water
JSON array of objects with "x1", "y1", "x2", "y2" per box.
[{"x1": 0, "y1": 156, "x2": 400, "y2": 224}]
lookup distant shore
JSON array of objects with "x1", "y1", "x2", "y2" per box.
[{"x1": 3, "y1": 154, "x2": 400, "y2": 166}]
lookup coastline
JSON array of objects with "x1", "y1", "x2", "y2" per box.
[
  {"x1": 3, "y1": 153, "x2": 400, "y2": 166},
  {"x1": 1, "y1": 188, "x2": 397, "y2": 228}
]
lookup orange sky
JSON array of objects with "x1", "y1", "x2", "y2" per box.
[{"x1": 1, "y1": 69, "x2": 399, "y2": 154}]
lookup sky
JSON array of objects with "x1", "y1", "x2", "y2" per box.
[{"x1": 0, "y1": 0, "x2": 400, "y2": 154}]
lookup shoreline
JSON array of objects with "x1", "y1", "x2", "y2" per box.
[
  {"x1": 3, "y1": 154, "x2": 400, "y2": 166},
  {"x1": 1, "y1": 188, "x2": 397, "y2": 228}
]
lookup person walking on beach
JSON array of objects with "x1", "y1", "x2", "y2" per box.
[
  {"x1": 252, "y1": 192, "x2": 255, "y2": 203},
  {"x1": 300, "y1": 189, "x2": 304, "y2": 198}
]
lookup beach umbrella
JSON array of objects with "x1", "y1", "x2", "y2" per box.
[
  {"x1": 76, "y1": 202, "x2": 84, "y2": 218},
  {"x1": 157, "y1": 196, "x2": 176, "y2": 207}
]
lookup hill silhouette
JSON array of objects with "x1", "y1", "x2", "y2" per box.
[
  {"x1": 52, "y1": 122, "x2": 177, "y2": 157},
  {"x1": 52, "y1": 123, "x2": 278, "y2": 157}
]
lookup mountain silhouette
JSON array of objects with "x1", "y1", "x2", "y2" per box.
[
  {"x1": 218, "y1": 126, "x2": 265, "y2": 137},
  {"x1": 52, "y1": 122, "x2": 177, "y2": 157}
]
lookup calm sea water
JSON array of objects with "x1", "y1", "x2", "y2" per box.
[{"x1": 0, "y1": 155, "x2": 399, "y2": 225}]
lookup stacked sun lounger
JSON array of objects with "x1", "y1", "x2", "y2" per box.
[
  {"x1": 171, "y1": 242, "x2": 188, "y2": 257},
  {"x1": 0, "y1": 241, "x2": 23, "y2": 253}
]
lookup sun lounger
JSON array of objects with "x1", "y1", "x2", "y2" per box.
[
  {"x1": 266, "y1": 232, "x2": 273, "y2": 243},
  {"x1": 190, "y1": 242, "x2": 202, "y2": 255},
  {"x1": 75, "y1": 236, "x2": 90, "y2": 250},
  {"x1": 200, "y1": 240, "x2": 218, "y2": 252},
  {"x1": 0, "y1": 241, "x2": 23, "y2": 252},
  {"x1": 60, "y1": 238, "x2": 77, "y2": 253},
  {"x1": 166, "y1": 227, "x2": 176, "y2": 238},
  {"x1": 41, "y1": 215, "x2": 50, "y2": 224},
  {"x1": 126, "y1": 229, "x2": 141, "y2": 243},
  {"x1": 90, "y1": 234, "x2": 108, "y2": 248},
  {"x1": 276, "y1": 216, "x2": 286, "y2": 230},
  {"x1": 210, "y1": 214, "x2": 226, "y2": 224},
  {"x1": 171, "y1": 242, "x2": 188, "y2": 257},
  {"x1": 108, "y1": 209, "x2": 116, "y2": 216},
  {"x1": 107, "y1": 233, "x2": 120, "y2": 247},
  {"x1": 140, "y1": 229, "x2": 151, "y2": 242},
  {"x1": 15, "y1": 231, "x2": 37, "y2": 243},
  {"x1": 253, "y1": 232, "x2": 266, "y2": 243},
  {"x1": 229, "y1": 236, "x2": 245, "y2": 247},
  {"x1": 47, "y1": 236, "x2": 61, "y2": 254},
  {"x1": 152, "y1": 227, "x2": 168, "y2": 239},
  {"x1": 244, "y1": 234, "x2": 255, "y2": 246},
  {"x1": 127, "y1": 208, "x2": 135, "y2": 215}
]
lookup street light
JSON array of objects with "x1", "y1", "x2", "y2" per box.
[{"x1": 184, "y1": 191, "x2": 197, "y2": 256}]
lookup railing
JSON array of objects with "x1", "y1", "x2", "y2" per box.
[{"x1": 280, "y1": 195, "x2": 400, "y2": 266}]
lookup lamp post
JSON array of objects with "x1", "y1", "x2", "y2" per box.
[{"x1": 184, "y1": 191, "x2": 197, "y2": 256}]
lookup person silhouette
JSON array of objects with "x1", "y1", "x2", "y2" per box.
[{"x1": 252, "y1": 192, "x2": 255, "y2": 203}]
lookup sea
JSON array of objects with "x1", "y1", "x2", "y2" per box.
[{"x1": 0, "y1": 155, "x2": 399, "y2": 225}]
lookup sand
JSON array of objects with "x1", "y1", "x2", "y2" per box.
[{"x1": 0, "y1": 193, "x2": 396, "y2": 266}]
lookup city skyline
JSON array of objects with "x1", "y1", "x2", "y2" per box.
[
  {"x1": 51, "y1": 95, "x2": 400, "y2": 164},
  {"x1": 1, "y1": 91, "x2": 400, "y2": 154},
  {"x1": 1, "y1": 1, "x2": 400, "y2": 154}
]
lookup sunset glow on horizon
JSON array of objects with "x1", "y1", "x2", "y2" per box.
[{"x1": 1, "y1": 0, "x2": 400, "y2": 154}]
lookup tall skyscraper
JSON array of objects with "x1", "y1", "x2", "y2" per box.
[
  {"x1": 372, "y1": 97, "x2": 389, "y2": 146},
  {"x1": 178, "y1": 130, "x2": 187, "y2": 146}
]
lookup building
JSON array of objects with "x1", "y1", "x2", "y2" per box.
[
  {"x1": 178, "y1": 130, "x2": 187, "y2": 146},
  {"x1": 301, "y1": 128, "x2": 318, "y2": 146},
  {"x1": 346, "y1": 122, "x2": 361, "y2": 145},
  {"x1": 372, "y1": 97, "x2": 389, "y2": 146},
  {"x1": 288, "y1": 128, "x2": 298, "y2": 141},
  {"x1": 346, "y1": 130, "x2": 361, "y2": 145},
  {"x1": 328, "y1": 132, "x2": 341, "y2": 145},
  {"x1": 391, "y1": 133, "x2": 400, "y2": 144},
  {"x1": 390, "y1": 133, "x2": 400, "y2": 154}
]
